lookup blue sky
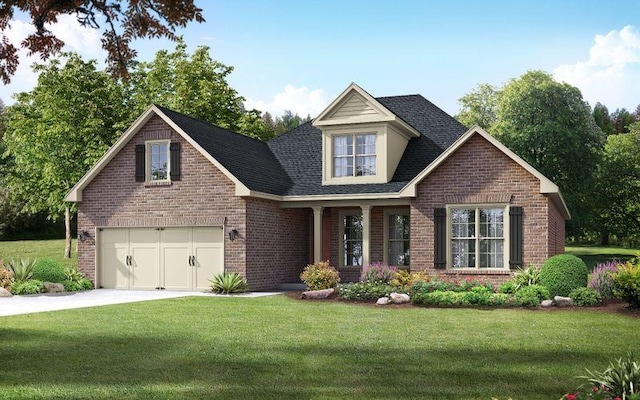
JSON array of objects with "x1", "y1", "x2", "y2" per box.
[{"x1": 2, "y1": 0, "x2": 640, "y2": 117}]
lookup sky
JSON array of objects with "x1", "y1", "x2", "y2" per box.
[{"x1": 2, "y1": 0, "x2": 640, "y2": 118}]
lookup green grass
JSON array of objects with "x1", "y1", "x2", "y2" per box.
[
  {"x1": 1, "y1": 296, "x2": 639, "y2": 399},
  {"x1": 566, "y1": 245, "x2": 638, "y2": 270},
  {"x1": 0, "y1": 239, "x2": 77, "y2": 269}
]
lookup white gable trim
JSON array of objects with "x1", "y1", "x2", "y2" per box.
[
  {"x1": 399, "y1": 126, "x2": 571, "y2": 219},
  {"x1": 64, "y1": 105, "x2": 251, "y2": 202},
  {"x1": 313, "y1": 83, "x2": 420, "y2": 137}
]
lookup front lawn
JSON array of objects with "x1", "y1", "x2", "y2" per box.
[
  {"x1": 0, "y1": 239, "x2": 77, "y2": 270},
  {"x1": 1, "y1": 295, "x2": 639, "y2": 399}
]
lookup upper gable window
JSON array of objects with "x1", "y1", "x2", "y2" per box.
[
  {"x1": 148, "y1": 141, "x2": 170, "y2": 181},
  {"x1": 333, "y1": 133, "x2": 376, "y2": 177}
]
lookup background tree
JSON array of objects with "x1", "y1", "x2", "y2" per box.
[
  {"x1": 3, "y1": 53, "x2": 127, "y2": 257},
  {"x1": 592, "y1": 123, "x2": 640, "y2": 245},
  {"x1": 262, "y1": 110, "x2": 311, "y2": 136},
  {"x1": 610, "y1": 108, "x2": 637, "y2": 134},
  {"x1": 492, "y1": 71, "x2": 605, "y2": 237},
  {"x1": 125, "y1": 39, "x2": 272, "y2": 140},
  {"x1": 592, "y1": 102, "x2": 614, "y2": 136},
  {"x1": 0, "y1": 0, "x2": 204, "y2": 83},
  {"x1": 455, "y1": 83, "x2": 500, "y2": 128}
]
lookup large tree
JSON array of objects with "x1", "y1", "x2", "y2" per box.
[
  {"x1": 455, "y1": 83, "x2": 500, "y2": 129},
  {"x1": 593, "y1": 102, "x2": 614, "y2": 136},
  {"x1": 492, "y1": 71, "x2": 605, "y2": 236},
  {"x1": 0, "y1": 0, "x2": 204, "y2": 83},
  {"x1": 3, "y1": 53, "x2": 127, "y2": 256},
  {"x1": 125, "y1": 40, "x2": 272, "y2": 140}
]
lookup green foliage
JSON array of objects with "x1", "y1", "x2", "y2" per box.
[
  {"x1": 569, "y1": 287, "x2": 602, "y2": 306},
  {"x1": 209, "y1": 272, "x2": 249, "y2": 294},
  {"x1": 5, "y1": 258, "x2": 36, "y2": 283},
  {"x1": 517, "y1": 284, "x2": 550, "y2": 302},
  {"x1": 126, "y1": 39, "x2": 272, "y2": 140},
  {"x1": 612, "y1": 257, "x2": 640, "y2": 308},
  {"x1": 540, "y1": 254, "x2": 589, "y2": 297},
  {"x1": 512, "y1": 265, "x2": 542, "y2": 290},
  {"x1": 411, "y1": 289, "x2": 516, "y2": 307},
  {"x1": 62, "y1": 278, "x2": 93, "y2": 292},
  {"x1": 64, "y1": 264, "x2": 85, "y2": 283},
  {"x1": 10, "y1": 279, "x2": 44, "y2": 295},
  {"x1": 579, "y1": 353, "x2": 640, "y2": 398},
  {"x1": 498, "y1": 280, "x2": 518, "y2": 295},
  {"x1": 410, "y1": 276, "x2": 494, "y2": 294},
  {"x1": 0, "y1": 262, "x2": 14, "y2": 289},
  {"x1": 300, "y1": 261, "x2": 340, "y2": 291},
  {"x1": 337, "y1": 282, "x2": 397, "y2": 301},
  {"x1": 455, "y1": 83, "x2": 501, "y2": 128},
  {"x1": 32, "y1": 258, "x2": 66, "y2": 283}
]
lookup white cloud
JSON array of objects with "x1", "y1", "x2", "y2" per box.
[
  {"x1": 0, "y1": 15, "x2": 105, "y2": 104},
  {"x1": 553, "y1": 25, "x2": 640, "y2": 110},
  {"x1": 244, "y1": 84, "x2": 328, "y2": 118}
]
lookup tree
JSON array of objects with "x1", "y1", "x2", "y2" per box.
[
  {"x1": 455, "y1": 83, "x2": 500, "y2": 129},
  {"x1": 0, "y1": 0, "x2": 204, "y2": 84},
  {"x1": 3, "y1": 53, "x2": 127, "y2": 256},
  {"x1": 593, "y1": 123, "x2": 640, "y2": 244},
  {"x1": 593, "y1": 102, "x2": 614, "y2": 136},
  {"x1": 126, "y1": 39, "x2": 272, "y2": 140},
  {"x1": 262, "y1": 110, "x2": 311, "y2": 136},
  {"x1": 610, "y1": 108, "x2": 636, "y2": 134},
  {"x1": 493, "y1": 71, "x2": 605, "y2": 236}
]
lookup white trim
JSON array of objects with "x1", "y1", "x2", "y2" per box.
[
  {"x1": 145, "y1": 139, "x2": 170, "y2": 183},
  {"x1": 65, "y1": 105, "x2": 252, "y2": 202}
]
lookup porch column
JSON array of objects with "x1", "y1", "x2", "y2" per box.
[
  {"x1": 360, "y1": 204, "x2": 371, "y2": 267},
  {"x1": 312, "y1": 206, "x2": 323, "y2": 263}
]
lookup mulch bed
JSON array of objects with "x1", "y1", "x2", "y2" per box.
[{"x1": 284, "y1": 291, "x2": 640, "y2": 318}]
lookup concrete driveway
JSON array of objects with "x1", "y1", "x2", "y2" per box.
[{"x1": 0, "y1": 289, "x2": 280, "y2": 317}]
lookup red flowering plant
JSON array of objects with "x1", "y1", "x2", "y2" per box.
[{"x1": 563, "y1": 353, "x2": 640, "y2": 400}]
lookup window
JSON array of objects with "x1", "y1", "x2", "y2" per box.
[
  {"x1": 387, "y1": 213, "x2": 410, "y2": 268},
  {"x1": 148, "y1": 141, "x2": 169, "y2": 182},
  {"x1": 450, "y1": 207, "x2": 505, "y2": 269},
  {"x1": 342, "y1": 213, "x2": 363, "y2": 267},
  {"x1": 333, "y1": 134, "x2": 376, "y2": 177}
]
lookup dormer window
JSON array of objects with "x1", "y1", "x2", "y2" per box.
[{"x1": 333, "y1": 133, "x2": 376, "y2": 177}]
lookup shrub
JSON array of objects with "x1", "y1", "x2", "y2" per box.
[
  {"x1": 32, "y1": 258, "x2": 66, "y2": 283},
  {"x1": 5, "y1": 258, "x2": 36, "y2": 283},
  {"x1": 337, "y1": 282, "x2": 397, "y2": 301},
  {"x1": 589, "y1": 260, "x2": 622, "y2": 300},
  {"x1": 411, "y1": 289, "x2": 517, "y2": 307},
  {"x1": 576, "y1": 353, "x2": 640, "y2": 398},
  {"x1": 518, "y1": 284, "x2": 550, "y2": 301},
  {"x1": 300, "y1": 261, "x2": 340, "y2": 290},
  {"x1": 539, "y1": 254, "x2": 589, "y2": 297},
  {"x1": 62, "y1": 278, "x2": 93, "y2": 292},
  {"x1": 569, "y1": 287, "x2": 602, "y2": 306},
  {"x1": 0, "y1": 265, "x2": 14, "y2": 289},
  {"x1": 361, "y1": 262, "x2": 397, "y2": 284},
  {"x1": 612, "y1": 257, "x2": 640, "y2": 308},
  {"x1": 410, "y1": 277, "x2": 494, "y2": 294},
  {"x1": 390, "y1": 270, "x2": 430, "y2": 288},
  {"x1": 64, "y1": 264, "x2": 85, "y2": 282},
  {"x1": 514, "y1": 288, "x2": 542, "y2": 307},
  {"x1": 209, "y1": 272, "x2": 249, "y2": 294},
  {"x1": 498, "y1": 280, "x2": 518, "y2": 295},
  {"x1": 11, "y1": 279, "x2": 44, "y2": 295},
  {"x1": 512, "y1": 265, "x2": 542, "y2": 290}
]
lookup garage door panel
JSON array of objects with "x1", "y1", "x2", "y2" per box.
[
  {"x1": 194, "y1": 246, "x2": 224, "y2": 290},
  {"x1": 161, "y1": 228, "x2": 192, "y2": 290},
  {"x1": 131, "y1": 246, "x2": 159, "y2": 289},
  {"x1": 99, "y1": 229, "x2": 129, "y2": 289}
]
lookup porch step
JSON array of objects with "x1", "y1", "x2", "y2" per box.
[{"x1": 278, "y1": 283, "x2": 306, "y2": 291}]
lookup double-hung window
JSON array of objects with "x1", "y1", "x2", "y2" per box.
[
  {"x1": 342, "y1": 213, "x2": 363, "y2": 267},
  {"x1": 148, "y1": 141, "x2": 170, "y2": 182},
  {"x1": 333, "y1": 134, "x2": 376, "y2": 177},
  {"x1": 450, "y1": 206, "x2": 505, "y2": 269},
  {"x1": 387, "y1": 212, "x2": 410, "y2": 268}
]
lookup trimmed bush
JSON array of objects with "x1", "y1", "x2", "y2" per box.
[
  {"x1": 337, "y1": 282, "x2": 397, "y2": 301},
  {"x1": 32, "y1": 258, "x2": 66, "y2": 283},
  {"x1": 300, "y1": 261, "x2": 340, "y2": 290},
  {"x1": 539, "y1": 254, "x2": 589, "y2": 297},
  {"x1": 569, "y1": 287, "x2": 602, "y2": 306},
  {"x1": 612, "y1": 257, "x2": 640, "y2": 308},
  {"x1": 11, "y1": 279, "x2": 44, "y2": 295}
]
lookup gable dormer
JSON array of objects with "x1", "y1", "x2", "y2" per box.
[{"x1": 313, "y1": 83, "x2": 421, "y2": 185}]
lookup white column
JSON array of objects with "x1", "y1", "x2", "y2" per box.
[
  {"x1": 312, "y1": 206, "x2": 323, "y2": 263},
  {"x1": 360, "y1": 204, "x2": 371, "y2": 268}
]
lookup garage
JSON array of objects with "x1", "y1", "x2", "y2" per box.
[{"x1": 98, "y1": 227, "x2": 224, "y2": 290}]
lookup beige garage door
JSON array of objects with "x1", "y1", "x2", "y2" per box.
[{"x1": 99, "y1": 227, "x2": 224, "y2": 290}]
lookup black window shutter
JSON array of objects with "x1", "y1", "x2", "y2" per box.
[
  {"x1": 434, "y1": 208, "x2": 447, "y2": 269},
  {"x1": 509, "y1": 206, "x2": 523, "y2": 269},
  {"x1": 135, "y1": 144, "x2": 145, "y2": 182},
  {"x1": 170, "y1": 142, "x2": 181, "y2": 181}
]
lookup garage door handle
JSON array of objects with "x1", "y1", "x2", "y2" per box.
[{"x1": 188, "y1": 256, "x2": 194, "y2": 266}]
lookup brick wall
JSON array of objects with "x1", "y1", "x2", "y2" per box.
[
  {"x1": 77, "y1": 115, "x2": 247, "y2": 286},
  {"x1": 245, "y1": 198, "x2": 310, "y2": 290},
  {"x1": 410, "y1": 133, "x2": 564, "y2": 284},
  {"x1": 548, "y1": 198, "x2": 566, "y2": 256}
]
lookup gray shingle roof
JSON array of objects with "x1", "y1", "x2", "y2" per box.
[{"x1": 158, "y1": 94, "x2": 468, "y2": 197}]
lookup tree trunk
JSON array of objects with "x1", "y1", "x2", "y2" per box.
[
  {"x1": 600, "y1": 231, "x2": 610, "y2": 246},
  {"x1": 64, "y1": 206, "x2": 71, "y2": 258}
]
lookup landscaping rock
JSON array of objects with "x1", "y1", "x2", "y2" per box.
[
  {"x1": 300, "y1": 288, "x2": 334, "y2": 299},
  {"x1": 390, "y1": 292, "x2": 410, "y2": 304},
  {"x1": 43, "y1": 282, "x2": 65, "y2": 293},
  {"x1": 554, "y1": 296, "x2": 573, "y2": 307},
  {"x1": 376, "y1": 297, "x2": 390, "y2": 305},
  {"x1": 0, "y1": 287, "x2": 12, "y2": 297},
  {"x1": 541, "y1": 299, "x2": 553, "y2": 307}
]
